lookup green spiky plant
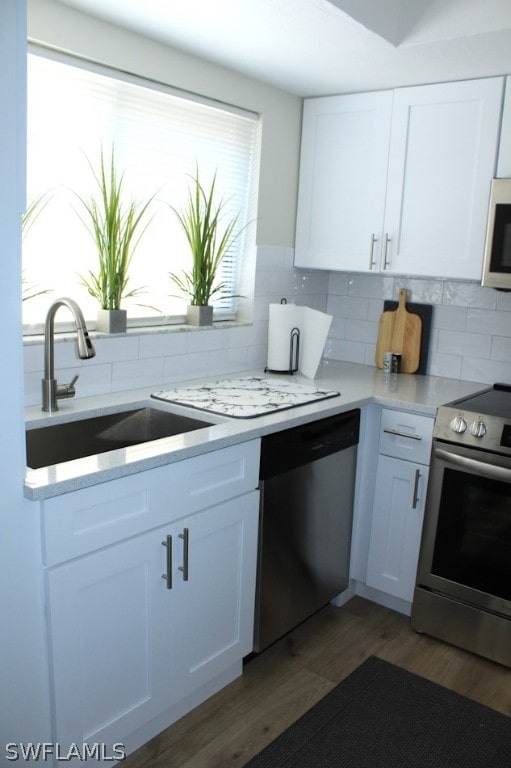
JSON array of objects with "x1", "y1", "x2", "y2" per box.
[
  {"x1": 22, "y1": 192, "x2": 53, "y2": 302},
  {"x1": 77, "y1": 147, "x2": 154, "y2": 310},
  {"x1": 169, "y1": 166, "x2": 245, "y2": 307}
]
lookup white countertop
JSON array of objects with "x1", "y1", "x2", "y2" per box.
[{"x1": 24, "y1": 361, "x2": 484, "y2": 500}]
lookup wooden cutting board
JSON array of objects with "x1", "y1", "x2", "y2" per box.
[{"x1": 375, "y1": 288, "x2": 422, "y2": 373}]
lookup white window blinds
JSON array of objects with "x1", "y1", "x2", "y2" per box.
[{"x1": 23, "y1": 47, "x2": 260, "y2": 331}]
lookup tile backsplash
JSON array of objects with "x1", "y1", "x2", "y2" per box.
[
  {"x1": 326, "y1": 271, "x2": 511, "y2": 384},
  {"x1": 23, "y1": 246, "x2": 511, "y2": 406}
]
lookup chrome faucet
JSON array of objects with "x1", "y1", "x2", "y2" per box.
[{"x1": 42, "y1": 298, "x2": 96, "y2": 412}]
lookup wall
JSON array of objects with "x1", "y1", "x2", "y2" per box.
[
  {"x1": 0, "y1": 0, "x2": 52, "y2": 752},
  {"x1": 28, "y1": 0, "x2": 302, "y2": 248},
  {"x1": 24, "y1": 247, "x2": 329, "y2": 405},
  {"x1": 326, "y1": 272, "x2": 511, "y2": 384},
  {"x1": 25, "y1": 252, "x2": 511, "y2": 404}
]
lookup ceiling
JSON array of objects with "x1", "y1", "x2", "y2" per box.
[{"x1": 53, "y1": 0, "x2": 511, "y2": 96}]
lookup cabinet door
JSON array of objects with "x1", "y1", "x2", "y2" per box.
[
  {"x1": 295, "y1": 91, "x2": 393, "y2": 271},
  {"x1": 46, "y1": 527, "x2": 172, "y2": 751},
  {"x1": 497, "y1": 76, "x2": 511, "y2": 177},
  {"x1": 46, "y1": 490, "x2": 259, "y2": 752},
  {"x1": 170, "y1": 490, "x2": 259, "y2": 704},
  {"x1": 384, "y1": 77, "x2": 503, "y2": 279},
  {"x1": 366, "y1": 455, "x2": 429, "y2": 602}
]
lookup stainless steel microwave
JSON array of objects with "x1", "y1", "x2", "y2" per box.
[{"x1": 482, "y1": 178, "x2": 511, "y2": 290}]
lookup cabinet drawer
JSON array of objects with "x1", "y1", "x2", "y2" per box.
[
  {"x1": 379, "y1": 409, "x2": 433, "y2": 464},
  {"x1": 41, "y1": 439, "x2": 260, "y2": 566},
  {"x1": 164, "y1": 439, "x2": 260, "y2": 517}
]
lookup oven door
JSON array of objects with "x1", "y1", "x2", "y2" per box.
[{"x1": 416, "y1": 440, "x2": 511, "y2": 618}]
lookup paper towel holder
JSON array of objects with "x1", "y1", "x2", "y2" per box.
[{"x1": 265, "y1": 325, "x2": 300, "y2": 375}]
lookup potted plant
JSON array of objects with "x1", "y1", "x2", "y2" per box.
[
  {"x1": 169, "y1": 166, "x2": 244, "y2": 326},
  {"x1": 77, "y1": 147, "x2": 154, "y2": 333},
  {"x1": 22, "y1": 192, "x2": 53, "y2": 302}
]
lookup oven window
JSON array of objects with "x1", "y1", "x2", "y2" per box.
[{"x1": 431, "y1": 467, "x2": 511, "y2": 601}]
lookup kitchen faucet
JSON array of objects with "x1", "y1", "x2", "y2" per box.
[{"x1": 42, "y1": 298, "x2": 96, "y2": 412}]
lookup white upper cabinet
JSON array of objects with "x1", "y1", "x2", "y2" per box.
[
  {"x1": 385, "y1": 78, "x2": 503, "y2": 279},
  {"x1": 295, "y1": 77, "x2": 504, "y2": 280},
  {"x1": 497, "y1": 76, "x2": 511, "y2": 177},
  {"x1": 295, "y1": 90, "x2": 393, "y2": 272}
]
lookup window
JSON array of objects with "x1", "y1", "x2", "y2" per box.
[{"x1": 23, "y1": 47, "x2": 260, "y2": 333}]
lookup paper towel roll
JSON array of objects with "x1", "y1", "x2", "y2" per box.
[
  {"x1": 266, "y1": 303, "x2": 333, "y2": 377},
  {"x1": 266, "y1": 303, "x2": 301, "y2": 372}
]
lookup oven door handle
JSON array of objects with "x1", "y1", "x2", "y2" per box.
[{"x1": 434, "y1": 447, "x2": 511, "y2": 483}]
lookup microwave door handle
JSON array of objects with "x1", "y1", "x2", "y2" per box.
[{"x1": 434, "y1": 447, "x2": 511, "y2": 483}]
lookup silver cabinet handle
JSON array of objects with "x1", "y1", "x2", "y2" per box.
[
  {"x1": 383, "y1": 428, "x2": 422, "y2": 441},
  {"x1": 368, "y1": 233, "x2": 378, "y2": 270},
  {"x1": 178, "y1": 527, "x2": 189, "y2": 581},
  {"x1": 382, "y1": 233, "x2": 391, "y2": 269},
  {"x1": 161, "y1": 534, "x2": 172, "y2": 590},
  {"x1": 412, "y1": 469, "x2": 421, "y2": 509}
]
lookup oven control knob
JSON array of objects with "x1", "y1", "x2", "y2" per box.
[
  {"x1": 469, "y1": 419, "x2": 487, "y2": 438},
  {"x1": 450, "y1": 414, "x2": 467, "y2": 434}
]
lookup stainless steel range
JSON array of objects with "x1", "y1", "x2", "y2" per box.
[{"x1": 411, "y1": 383, "x2": 511, "y2": 668}]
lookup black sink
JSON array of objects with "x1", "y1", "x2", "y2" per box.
[{"x1": 26, "y1": 407, "x2": 213, "y2": 469}]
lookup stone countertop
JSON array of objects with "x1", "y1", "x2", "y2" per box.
[{"x1": 24, "y1": 361, "x2": 484, "y2": 500}]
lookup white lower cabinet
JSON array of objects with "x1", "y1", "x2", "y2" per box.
[
  {"x1": 364, "y1": 409, "x2": 433, "y2": 605},
  {"x1": 42, "y1": 441, "x2": 260, "y2": 760},
  {"x1": 365, "y1": 455, "x2": 429, "y2": 602}
]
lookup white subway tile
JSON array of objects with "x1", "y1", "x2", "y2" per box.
[
  {"x1": 228, "y1": 321, "x2": 267, "y2": 349},
  {"x1": 163, "y1": 352, "x2": 208, "y2": 383},
  {"x1": 186, "y1": 327, "x2": 229, "y2": 354},
  {"x1": 24, "y1": 343, "x2": 44, "y2": 373},
  {"x1": 461, "y1": 357, "x2": 511, "y2": 386},
  {"x1": 364, "y1": 344, "x2": 377, "y2": 366},
  {"x1": 491, "y1": 336, "x2": 511, "y2": 363},
  {"x1": 246, "y1": 344, "x2": 267, "y2": 370},
  {"x1": 111, "y1": 358, "x2": 164, "y2": 392},
  {"x1": 346, "y1": 318, "x2": 378, "y2": 344},
  {"x1": 328, "y1": 273, "x2": 350, "y2": 296},
  {"x1": 139, "y1": 331, "x2": 187, "y2": 359},
  {"x1": 208, "y1": 346, "x2": 248, "y2": 376},
  {"x1": 325, "y1": 339, "x2": 366, "y2": 364},
  {"x1": 92, "y1": 335, "x2": 140, "y2": 363},
  {"x1": 428, "y1": 352, "x2": 463, "y2": 380},
  {"x1": 329, "y1": 295, "x2": 369, "y2": 320},
  {"x1": 347, "y1": 273, "x2": 387, "y2": 299},
  {"x1": 433, "y1": 305, "x2": 467, "y2": 331},
  {"x1": 443, "y1": 282, "x2": 497, "y2": 309},
  {"x1": 466, "y1": 308, "x2": 511, "y2": 335},
  {"x1": 437, "y1": 329, "x2": 491, "y2": 359}
]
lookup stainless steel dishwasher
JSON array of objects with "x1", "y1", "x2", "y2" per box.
[{"x1": 254, "y1": 409, "x2": 360, "y2": 652}]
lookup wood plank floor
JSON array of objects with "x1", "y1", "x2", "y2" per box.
[{"x1": 122, "y1": 597, "x2": 511, "y2": 768}]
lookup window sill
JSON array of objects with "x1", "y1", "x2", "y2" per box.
[{"x1": 23, "y1": 318, "x2": 251, "y2": 346}]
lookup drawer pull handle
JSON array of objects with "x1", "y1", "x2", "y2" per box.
[
  {"x1": 368, "y1": 233, "x2": 378, "y2": 270},
  {"x1": 383, "y1": 428, "x2": 423, "y2": 441},
  {"x1": 382, "y1": 233, "x2": 391, "y2": 269},
  {"x1": 412, "y1": 469, "x2": 421, "y2": 509},
  {"x1": 161, "y1": 535, "x2": 172, "y2": 590},
  {"x1": 178, "y1": 527, "x2": 189, "y2": 582}
]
